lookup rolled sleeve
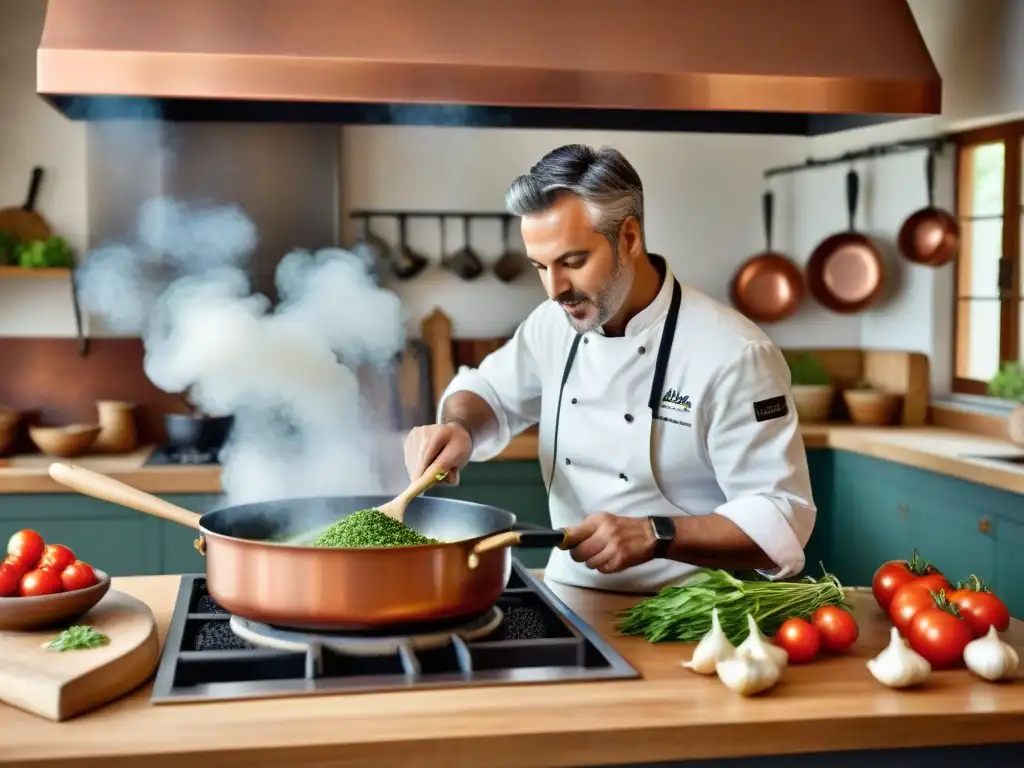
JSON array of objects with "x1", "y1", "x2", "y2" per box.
[
  {"x1": 436, "y1": 320, "x2": 543, "y2": 462},
  {"x1": 705, "y1": 341, "x2": 816, "y2": 578}
]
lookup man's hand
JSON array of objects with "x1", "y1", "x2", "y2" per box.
[
  {"x1": 567, "y1": 512, "x2": 657, "y2": 574},
  {"x1": 403, "y1": 422, "x2": 473, "y2": 484}
]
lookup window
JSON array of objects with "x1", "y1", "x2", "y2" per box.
[{"x1": 952, "y1": 121, "x2": 1023, "y2": 395}]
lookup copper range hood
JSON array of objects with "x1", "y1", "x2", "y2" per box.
[{"x1": 37, "y1": 0, "x2": 941, "y2": 135}]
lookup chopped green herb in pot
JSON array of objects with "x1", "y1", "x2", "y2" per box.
[
  {"x1": 44, "y1": 625, "x2": 110, "y2": 652},
  {"x1": 617, "y1": 568, "x2": 847, "y2": 644},
  {"x1": 313, "y1": 509, "x2": 440, "y2": 548}
]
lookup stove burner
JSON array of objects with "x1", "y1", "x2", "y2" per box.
[
  {"x1": 230, "y1": 607, "x2": 503, "y2": 667},
  {"x1": 145, "y1": 446, "x2": 220, "y2": 466},
  {"x1": 151, "y1": 562, "x2": 640, "y2": 703}
]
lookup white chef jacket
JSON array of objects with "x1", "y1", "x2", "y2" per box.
[{"x1": 436, "y1": 257, "x2": 815, "y2": 593}]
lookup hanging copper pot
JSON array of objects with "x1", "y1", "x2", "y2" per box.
[
  {"x1": 729, "y1": 190, "x2": 804, "y2": 323},
  {"x1": 805, "y1": 169, "x2": 885, "y2": 314},
  {"x1": 896, "y1": 148, "x2": 960, "y2": 267}
]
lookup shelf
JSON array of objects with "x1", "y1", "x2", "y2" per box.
[{"x1": 0, "y1": 266, "x2": 72, "y2": 279}]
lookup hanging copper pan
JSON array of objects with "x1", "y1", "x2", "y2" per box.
[
  {"x1": 729, "y1": 190, "x2": 804, "y2": 323},
  {"x1": 806, "y1": 169, "x2": 884, "y2": 314},
  {"x1": 896, "y1": 148, "x2": 960, "y2": 267}
]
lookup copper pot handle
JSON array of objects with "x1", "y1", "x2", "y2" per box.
[
  {"x1": 48, "y1": 462, "x2": 203, "y2": 529},
  {"x1": 467, "y1": 526, "x2": 584, "y2": 569}
]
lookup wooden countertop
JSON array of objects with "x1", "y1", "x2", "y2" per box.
[
  {"x1": 1, "y1": 576, "x2": 1022, "y2": 767},
  {"x1": 1, "y1": 425, "x2": 1022, "y2": 496}
]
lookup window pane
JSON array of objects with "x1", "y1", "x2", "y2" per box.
[
  {"x1": 958, "y1": 218, "x2": 1003, "y2": 297},
  {"x1": 957, "y1": 299, "x2": 1002, "y2": 381},
  {"x1": 962, "y1": 142, "x2": 1005, "y2": 217}
]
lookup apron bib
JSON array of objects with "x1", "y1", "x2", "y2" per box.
[{"x1": 542, "y1": 280, "x2": 700, "y2": 593}]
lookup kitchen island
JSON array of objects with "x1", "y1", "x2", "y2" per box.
[{"x1": 2, "y1": 576, "x2": 1022, "y2": 768}]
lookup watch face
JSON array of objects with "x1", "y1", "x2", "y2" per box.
[{"x1": 651, "y1": 516, "x2": 675, "y2": 540}]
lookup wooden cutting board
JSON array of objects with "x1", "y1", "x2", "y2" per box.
[{"x1": 0, "y1": 589, "x2": 159, "y2": 721}]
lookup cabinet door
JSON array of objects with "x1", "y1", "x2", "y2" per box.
[
  {"x1": 994, "y1": 517, "x2": 1024, "y2": 620},
  {"x1": 909, "y1": 489, "x2": 996, "y2": 584},
  {"x1": 802, "y1": 449, "x2": 832, "y2": 576},
  {"x1": 829, "y1": 452, "x2": 917, "y2": 587},
  {"x1": 0, "y1": 495, "x2": 161, "y2": 577}
]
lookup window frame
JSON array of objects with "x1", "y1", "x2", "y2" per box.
[{"x1": 951, "y1": 120, "x2": 1023, "y2": 396}]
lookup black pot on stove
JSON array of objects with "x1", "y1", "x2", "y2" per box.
[{"x1": 163, "y1": 412, "x2": 234, "y2": 453}]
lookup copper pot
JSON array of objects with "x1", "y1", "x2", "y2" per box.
[
  {"x1": 806, "y1": 169, "x2": 885, "y2": 314},
  {"x1": 47, "y1": 463, "x2": 577, "y2": 631},
  {"x1": 897, "y1": 149, "x2": 960, "y2": 267},
  {"x1": 730, "y1": 190, "x2": 804, "y2": 323}
]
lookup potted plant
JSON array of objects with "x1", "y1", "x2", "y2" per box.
[
  {"x1": 786, "y1": 352, "x2": 834, "y2": 423},
  {"x1": 842, "y1": 381, "x2": 902, "y2": 426},
  {"x1": 987, "y1": 362, "x2": 1024, "y2": 446}
]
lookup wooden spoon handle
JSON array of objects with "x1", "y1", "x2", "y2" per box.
[
  {"x1": 398, "y1": 457, "x2": 450, "y2": 505},
  {"x1": 48, "y1": 462, "x2": 203, "y2": 529}
]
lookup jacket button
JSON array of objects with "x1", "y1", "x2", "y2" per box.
[
  {"x1": 565, "y1": 457, "x2": 572, "y2": 465},
  {"x1": 619, "y1": 473, "x2": 628, "y2": 481},
  {"x1": 571, "y1": 398, "x2": 577, "y2": 404},
  {"x1": 638, "y1": 346, "x2": 646, "y2": 354},
  {"x1": 624, "y1": 413, "x2": 634, "y2": 423},
  {"x1": 583, "y1": 337, "x2": 589, "y2": 344}
]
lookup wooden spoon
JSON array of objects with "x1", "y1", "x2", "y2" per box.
[{"x1": 377, "y1": 459, "x2": 449, "y2": 522}]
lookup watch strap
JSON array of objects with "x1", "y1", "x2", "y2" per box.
[{"x1": 649, "y1": 515, "x2": 675, "y2": 559}]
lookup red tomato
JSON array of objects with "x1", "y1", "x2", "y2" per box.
[
  {"x1": 60, "y1": 560, "x2": 98, "y2": 592},
  {"x1": 871, "y1": 550, "x2": 942, "y2": 611},
  {"x1": 2, "y1": 555, "x2": 30, "y2": 577},
  {"x1": 908, "y1": 603, "x2": 972, "y2": 669},
  {"x1": 947, "y1": 576, "x2": 1010, "y2": 638},
  {"x1": 889, "y1": 581, "x2": 942, "y2": 636},
  {"x1": 18, "y1": 568, "x2": 63, "y2": 597},
  {"x1": 810, "y1": 605, "x2": 859, "y2": 653},
  {"x1": 38, "y1": 544, "x2": 75, "y2": 574},
  {"x1": 774, "y1": 618, "x2": 821, "y2": 663},
  {"x1": 0, "y1": 564, "x2": 19, "y2": 597},
  {"x1": 6, "y1": 529, "x2": 45, "y2": 569}
]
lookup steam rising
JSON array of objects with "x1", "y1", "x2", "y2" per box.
[{"x1": 77, "y1": 197, "x2": 407, "y2": 506}]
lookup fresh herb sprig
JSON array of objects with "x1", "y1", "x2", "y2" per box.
[
  {"x1": 44, "y1": 625, "x2": 110, "y2": 652},
  {"x1": 617, "y1": 568, "x2": 848, "y2": 643}
]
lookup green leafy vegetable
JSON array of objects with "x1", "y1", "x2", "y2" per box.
[
  {"x1": 44, "y1": 625, "x2": 110, "y2": 652},
  {"x1": 0, "y1": 230, "x2": 20, "y2": 266},
  {"x1": 617, "y1": 568, "x2": 847, "y2": 644},
  {"x1": 786, "y1": 352, "x2": 831, "y2": 387},
  {"x1": 16, "y1": 235, "x2": 75, "y2": 269},
  {"x1": 314, "y1": 509, "x2": 440, "y2": 548}
]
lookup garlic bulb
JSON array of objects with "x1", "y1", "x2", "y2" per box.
[
  {"x1": 963, "y1": 625, "x2": 1020, "y2": 682},
  {"x1": 736, "y1": 614, "x2": 788, "y2": 669},
  {"x1": 682, "y1": 608, "x2": 736, "y2": 675},
  {"x1": 716, "y1": 654, "x2": 781, "y2": 696},
  {"x1": 866, "y1": 626, "x2": 931, "y2": 688}
]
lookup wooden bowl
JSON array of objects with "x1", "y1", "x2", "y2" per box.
[
  {"x1": 791, "y1": 385, "x2": 835, "y2": 423},
  {"x1": 0, "y1": 569, "x2": 111, "y2": 631},
  {"x1": 842, "y1": 389, "x2": 902, "y2": 426},
  {"x1": 28, "y1": 424, "x2": 101, "y2": 457},
  {"x1": 0, "y1": 407, "x2": 19, "y2": 455}
]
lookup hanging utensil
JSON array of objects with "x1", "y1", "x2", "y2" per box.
[
  {"x1": 47, "y1": 462, "x2": 581, "y2": 631},
  {"x1": 442, "y1": 215, "x2": 484, "y2": 280},
  {"x1": 805, "y1": 169, "x2": 885, "y2": 314},
  {"x1": 0, "y1": 167, "x2": 52, "y2": 244},
  {"x1": 390, "y1": 214, "x2": 429, "y2": 280},
  {"x1": 897, "y1": 148, "x2": 960, "y2": 267},
  {"x1": 349, "y1": 215, "x2": 390, "y2": 282},
  {"x1": 493, "y1": 214, "x2": 529, "y2": 282},
  {"x1": 729, "y1": 189, "x2": 804, "y2": 323}
]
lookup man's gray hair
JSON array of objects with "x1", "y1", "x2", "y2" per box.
[{"x1": 505, "y1": 144, "x2": 644, "y2": 246}]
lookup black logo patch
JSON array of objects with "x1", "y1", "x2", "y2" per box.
[{"x1": 753, "y1": 395, "x2": 789, "y2": 423}]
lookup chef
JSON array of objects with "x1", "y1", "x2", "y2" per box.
[{"x1": 403, "y1": 144, "x2": 816, "y2": 593}]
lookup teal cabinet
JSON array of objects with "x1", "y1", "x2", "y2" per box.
[{"x1": 825, "y1": 451, "x2": 1021, "y2": 618}]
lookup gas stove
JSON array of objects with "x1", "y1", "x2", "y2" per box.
[
  {"x1": 151, "y1": 560, "x2": 640, "y2": 703},
  {"x1": 144, "y1": 446, "x2": 220, "y2": 466}
]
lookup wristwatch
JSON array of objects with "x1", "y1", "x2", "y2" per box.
[{"x1": 648, "y1": 516, "x2": 676, "y2": 559}]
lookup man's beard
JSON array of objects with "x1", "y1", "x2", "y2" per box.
[{"x1": 556, "y1": 250, "x2": 633, "y2": 334}]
